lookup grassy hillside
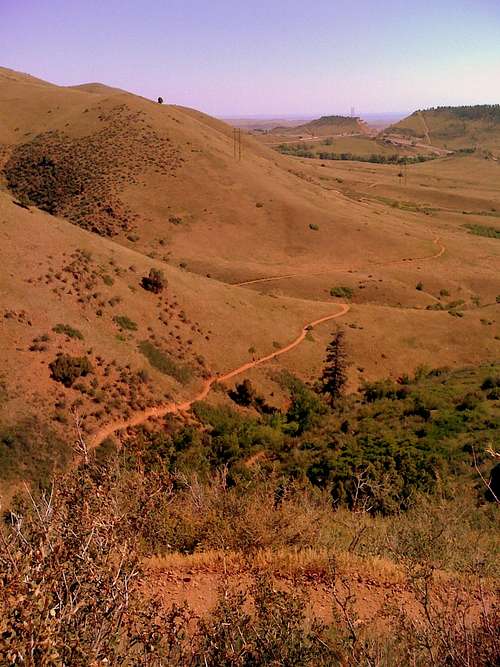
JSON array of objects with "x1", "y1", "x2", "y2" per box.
[
  {"x1": 384, "y1": 105, "x2": 500, "y2": 153},
  {"x1": 0, "y1": 67, "x2": 499, "y2": 664},
  {"x1": 1, "y1": 67, "x2": 422, "y2": 282},
  {"x1": 0, "y1": 67, "x2": 499, "y2": 493},
  {"x1": 0, "y1": 190, "x2": 343, "y2": 494}
]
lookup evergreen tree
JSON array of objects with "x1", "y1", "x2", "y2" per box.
[
  {"x1": 141, "y1": 268, "x2": 166, "y2": 294},
  {"x1": 321, "y1": 328, "x2": 348, "y2": 405}
]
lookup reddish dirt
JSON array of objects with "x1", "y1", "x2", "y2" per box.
[
  {"x1": 145, "y1": 569, "x2": 406, "y2": 626},
  {"x1": 143, "y1": 563, "x2": 494, "y2": 632}
]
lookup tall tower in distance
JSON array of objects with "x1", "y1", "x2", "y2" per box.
[{"x1": 350, "y1": 106, "x2": 355, "y2": 118}]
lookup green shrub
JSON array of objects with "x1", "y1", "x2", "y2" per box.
[
  {"x1": 228, "y1": 379, "x2": 257, "y2": 407},
  {"x1": 481, "y1": 376, "x2": 500, "y2": 390},
  {"x1": 102, "y1": 274, "x2": 114, "y2": 286},
  {"x1": 0, "y1": 417, "x2": 68, "y2": 484},
  {"x1": 52, "y1": 323, "x2": 84, "y2": 340},
  {"x1": 114, "y1": 315, "x2": 138, "y2": 331},
  {"x1": 330, "y1": 286, "x2": 354, "y2": 299},
  {"x1": 138, "y1": 340, "x2": 191, "y2": 384},
  {"x1": 49, "y1": 354, "x2": 93, "y2": 387},
  {"x1": 464, "y1": 223, "x2": 500, "y2": 239},
  {"x1": 446, "y1": 299, "x2": 465, "y2": 309}
]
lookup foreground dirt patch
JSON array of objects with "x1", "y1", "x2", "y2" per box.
[{"x1": 143, "y1": 550, "x2": 497, "y2": 631}]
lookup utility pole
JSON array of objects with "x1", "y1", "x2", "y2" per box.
[{"x1": 233, "y1": 128, "x2": 242, "y2": 161}]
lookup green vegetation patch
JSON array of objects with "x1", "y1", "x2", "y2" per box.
[
  {"x1": 425, "y1": 104, "x2": 500, "y2": 122},
  {"x1": 136, "y1": 363, "x2": 500, "y2": 515},
  {"x1": 464, "y1": 223, "x2": 500, "y2": 239},
  {"x1": 0, "y1": 417, "x2": 69, "y2": 485},
  {"x1": 52, "y1": 323, "x2": 84, "y2": 340},
  {"x1": 49, "y1": 354, "x2": 92, "y2": 387},
  {"x1": 114, "y1": 315, "x2": 138, "y2": 331},
  {"x1": 102, "y1": 274, "x2": 114, "y2": 286},
  {"x1": 330, "y1": 285, "x2": 354, "y2": 299},
  {"x1": 138, "y1": 340, "x2": 192, "y2": 384},
  {"x1": 277, "y1": 142, "x2": 435, "y2": 165}
]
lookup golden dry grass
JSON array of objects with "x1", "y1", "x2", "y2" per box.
[
  {"x1": 0, "y1": 67, "x2": 499, "y2": 494},
  {"x1": 145, "y1": 547, "x2": 405, "y2": 584}
]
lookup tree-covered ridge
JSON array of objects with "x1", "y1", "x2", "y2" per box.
[
  {"x1": 418, "y1": 105, "x2": 500, "y2": 122},
  {"x1": 308, "y1": 115, "x2": 359, "y2": 124}
]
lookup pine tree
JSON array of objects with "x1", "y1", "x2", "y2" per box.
[{"x1": 321, "y1": 328, "x2": 348, "y2": 405}]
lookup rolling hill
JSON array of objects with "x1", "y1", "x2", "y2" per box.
[
  {"x1": 271, "y1": 114, "x2": 369, "y2": 137},
  {"x1": 0, "y1": 67, "x2": 499, "y2": 662},
  {"x1": 383, "y1": 105, "x2": 500, "y2": 153},
  {"x1": 0, "y1": 67, "x2": 436, "y2": 282},
  {"x1": 1, "y1": 67, "x2": 499, "y2": 497}
]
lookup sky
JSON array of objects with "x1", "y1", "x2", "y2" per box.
[{"x1": 1, "y1": 0, "x2": 499, "y2": 117}]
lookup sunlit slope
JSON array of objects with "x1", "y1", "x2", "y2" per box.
[
  {"x1": 384, "y1": 105, "x2": 500, "y2": 153},
  {"x1": 0, "y1": 188, "x2": 344, "y2": 488},
  {"x1": 1, "y1": 67, "x2": 434, "y2": 282}
]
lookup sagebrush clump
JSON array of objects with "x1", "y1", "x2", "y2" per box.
[{"x1": 49, "y1": 354, "x2": 92, "y2": 387}]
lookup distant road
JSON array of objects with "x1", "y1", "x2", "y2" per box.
[{"x1": 262, "y1": 132, "x2": 369, "y2": 147}]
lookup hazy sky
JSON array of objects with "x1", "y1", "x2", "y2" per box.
[{"x1": 1, "y1": 0, "x2": 499, "y2": 116}]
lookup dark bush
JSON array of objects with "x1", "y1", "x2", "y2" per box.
[
  {"x1": 141, "y1": 268, "x2": 167, "y2": 294},
  {"x1": 330, "y1": 286, "x2": 354, "y2": 299},
  {"x1": 481, "y1": 376, "x2": 500, "y2": 390},
  {"x1": 49, "y1": 354, "x2": 93, "y2": 387},
  {"x1": 228, "y1": 379, "x2": 257, "y2": 407}
]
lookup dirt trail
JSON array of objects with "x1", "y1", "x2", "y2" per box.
[
  {"x1": 418, "y1": 111, "x2": 431, "y2": 145},
  {"x1": 144, "y1": 560, "x2": 494, "y2": 632},
  {"x1": 265, "y1": 132, "x2": 366, "y2": 147},
  {"x1": 88, "y1": 231, "x2": 446, "y2": 449},
  {"x1": 89, "y1": 304, "x2": 350, "y2": 449},
  {"x1": 233, "y1": 234, "x2": 445, "y2": 288}
]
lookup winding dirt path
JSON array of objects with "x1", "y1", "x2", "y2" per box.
[
  {"x1": 233, "y1": 234, "x2": 445, "y2": 288},
  {"x1": 88, "y1": 230, "x2": 446, "y2": 449},
  {"x1": 418, "y1": 111, "x2": 431, "y2": 145},
  {"x1": 89, "y1": 304, "x2": 350, "y2": 449}
]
